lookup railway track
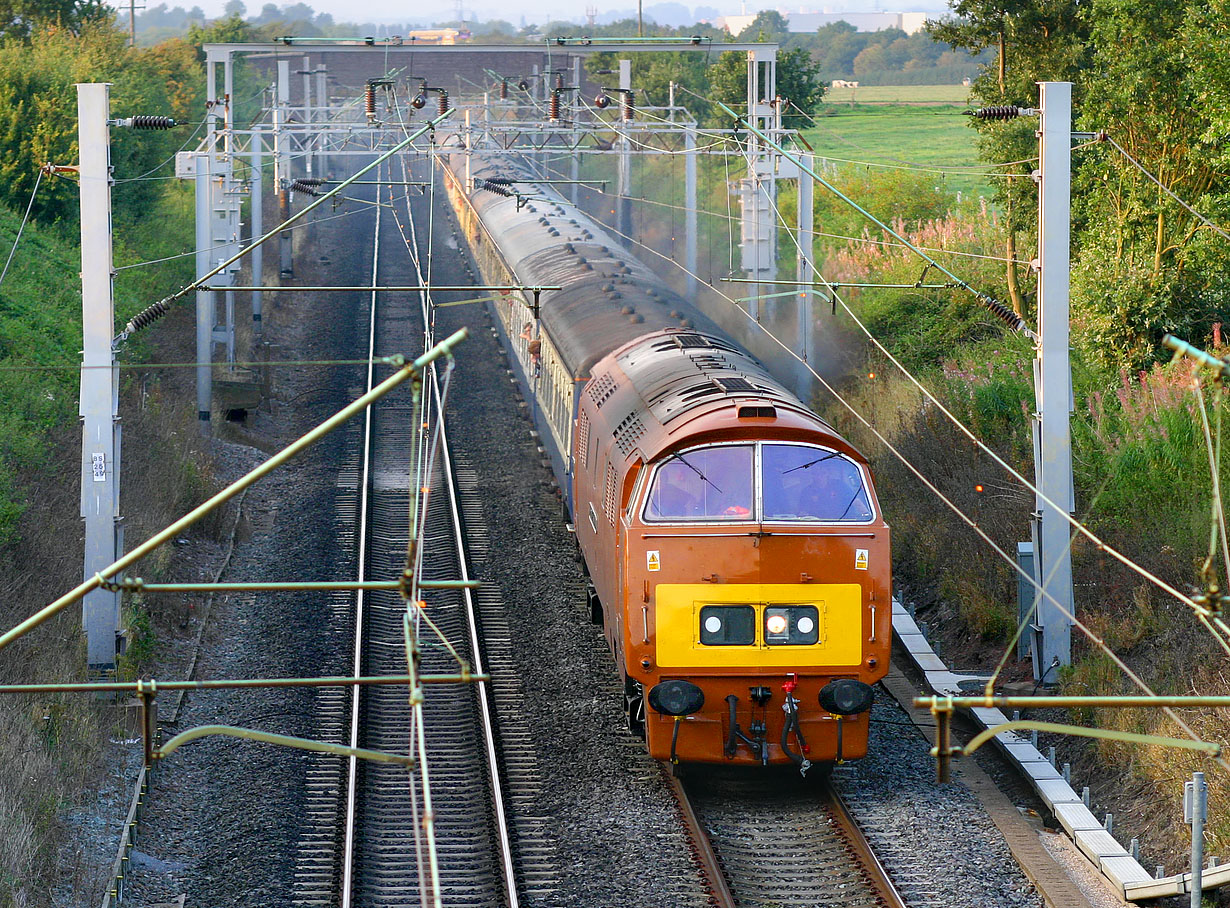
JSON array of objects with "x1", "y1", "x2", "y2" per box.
[
  {"x1": 291, "y1": 164, "x2": 560, "y2": 907},
  {"x1": 672, "y1": 769, "x2": 907, "y2": 908}
]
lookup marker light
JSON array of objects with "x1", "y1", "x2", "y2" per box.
[
  {"x1": 766, "y1": 614, "x2": 788, "y2": 635},
  {"x1": 797, "y1": 615, "x2": 815, "y2": 635},
  {"x1": 704, "y1": 615, "x2": 722, "y2": 634}
]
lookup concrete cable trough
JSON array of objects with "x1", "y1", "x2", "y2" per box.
[{"x1": 892, "y1": 600, "x2": 1229, "y2": 902}]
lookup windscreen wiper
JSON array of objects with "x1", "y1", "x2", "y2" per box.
[
  {"x1": 781, "y1": 452, "x2": 838, "y2": 475},
  {"x1": 662, "y1": 451, "x2": 723, "y2": 493}
]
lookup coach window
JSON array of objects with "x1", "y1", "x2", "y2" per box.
[
  {"x1": 644, "y1": 445, "x2": 753, "y2": 521},
  {"x1": 761, "y1": 443, "x2": 873, "y2": 522}
]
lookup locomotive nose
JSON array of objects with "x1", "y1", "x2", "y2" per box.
[
  {"x1": 819, "y1": 679, "x2": 874, "y2": 716},
  {"x1": 648, "y1": 680, "x2": 706, "y2": 716}
]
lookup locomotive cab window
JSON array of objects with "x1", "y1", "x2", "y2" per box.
[
  {"x1": 643, "y1": 442, "x2": 872, "y2": 524},
  {"x1": 761, "y1": 444, "x2": 873, "y2": 522},
  {"x1": 643, "y1": 445, "x2": 753, "y2": 521}
]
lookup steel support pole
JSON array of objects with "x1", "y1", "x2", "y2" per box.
[
  {"x1": 302, "y1": 55, "x2": 312, "y2": 176},
  {"x1": 617, "y1": 59, "x2": 632, "y2": 239},
  {"x1": 1034, "y1": 81, "x2": 1074, "y2": 679},
  {"x1": 275, "y1": 60, "x2": 293, "y2": 277},
  {"x1": 194, "y1": 153, "x2": 215, "y2": 431},
  {"x1": 464, "y1": 108, "x2": 473, "y2": 191},
  {"x1": 798, "y1": 152, "x2": 815, "y2": 384},
  {"x1": 684, "y1": 126, "x2": 697, "y2": 300},
  {"x1": 571, "y1": 55, "x2": 582, "y2": 207},
  {"x1": 222, "y1": 51, "x2": 233, "y2": 160},
  {"x1": 315, "y1": 65, "x2": 327, "y2": 178},
  {"x1": 1190, "y1": 772, "x2": 1206, "y2": 908},
  {"x1": 77, "y1": 83, "x2": 122, "y2": 674},
  {"x1": 249, "y1": 132, "x2": 263, "y2": 331},
  {"x1": 740, "y1": 48, "x2": 777, "y2": 322}
]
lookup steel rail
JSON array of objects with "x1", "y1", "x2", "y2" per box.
[
  {"x1": 665, "y1": 773, "x2": 735, "y2": 908},
  {"x1": 99, "y1": 579, "x2": 478, "y2": 592},
  {"x1": 0, "y1": 674, "x2": 483, "y2": 694},
  {"x1": 340, "y1": 170, "x2": 384, "y2": 908},
  {"x1": 671, "y1": 772, "x2": 906, "y2": 908},
  {"x1": 430, "y1": 361, "x2": 521, "y2": 908},
  {"x1": 822, "y1": 786, "x2": 909, "y2": 908},
  {"x1": 0, "y1": 328, "x2": 467, "y2": 653}
]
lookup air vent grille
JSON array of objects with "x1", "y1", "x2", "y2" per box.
[
  {"x1": 604, "y1": 464, "x2": 618, "y2": 525},
  {"x1": 673, "y1": 333, "x2": 711, "y2": 349},
  {"x1": 577, "y1": 411, "x2": 590, "y2": 468},
  {"x1": 588, "y1": 373, "x2": 617, "y2": 408},
  {"x1": 738, "y1": 405, "x2": 777, "y2": 419},
  {"x1": 613, "y1": 413, "x2": 645, "y2": 457}
]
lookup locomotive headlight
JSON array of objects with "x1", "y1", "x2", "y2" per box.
[
  {"x1": 819, "y1": 678, "x2": 874, "y2": 716},
  {"x1": 765, "y1": 606, "x2": 820, "y2": 646},
  {"x1": 649, "y1": 680, "x2": 705, "y2": 716}
]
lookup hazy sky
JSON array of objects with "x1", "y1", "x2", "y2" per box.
[{"x1": 137, "y1": 0, "x2": 949, "y2": 29}]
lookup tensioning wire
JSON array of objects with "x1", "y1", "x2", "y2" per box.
[
  {"x1": 0, "y1": 169, "x2": 42, "y2": 288},
  {"x1": 114, "y1": 204, "x2": 369, "y2": 272},
  {"x1": 114, "y1": 113, "x2": 210, "y2": 184},
  {"x1": 1105, "y1": 134, "x2": 1230, "y2": 245}
]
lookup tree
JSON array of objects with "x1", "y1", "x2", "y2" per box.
[
  {"x1": 852, "y1": 44, "x2": 887, "y2": 77},
  {"x1": 736, "y1": 9, "x2": 788, "y2": 43},
  {"x1": 927, "y1": 0, "x2": 1089, "y2": 317},
  {"x1": 1068, "y1": 0, "x2": 1230, "y2": 368},
  {"x1": 222, "y1": 0, "x2": 244, "y2": 16},
  {"x1": 0, "y1": 23, "x2": 193, "y2": 224},
  {"x1": 0, "y1": 0, "x2": 108, "y2": 38}
]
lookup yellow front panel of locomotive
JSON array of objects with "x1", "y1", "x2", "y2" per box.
[{"x1": 654, "y1": 583, "x2": 864, "y2": 669}]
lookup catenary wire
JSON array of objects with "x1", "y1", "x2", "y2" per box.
[
  {"x1": 1105, "y1": 134, "x2": 1230, "y2": 245},
  {"x1": 0, "y1": 169, "x2": 42, "y2": 288}
]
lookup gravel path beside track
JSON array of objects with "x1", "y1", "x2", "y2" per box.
[{"x1": 120, "y1": 203, "x2": 366, "y2": 906}]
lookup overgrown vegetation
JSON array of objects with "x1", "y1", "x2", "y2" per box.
[{"x1": 0, "y1": 10, "x2": 226, "y2": 904}]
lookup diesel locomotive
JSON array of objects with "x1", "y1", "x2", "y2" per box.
[{"x1": 443, "y1": 154, "x2": 891, "y2": 768}]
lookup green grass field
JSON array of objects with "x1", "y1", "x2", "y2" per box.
[
  {"x1": 800, "y1": 91, "x2": 993, "y2": 199},
  {"x1": 826, "y1": 83, "x2": 972, "y2": 104}
]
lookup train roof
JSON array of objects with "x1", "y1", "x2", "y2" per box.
[
  {"x1": 457, "y1": 155, "x2": 728, "y2": 376},
  {"x1": 593, "y1": 327, "x2": 849, "y2": 464}
]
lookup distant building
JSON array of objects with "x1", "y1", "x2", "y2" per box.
[
  {"x1": 404, "y1": 27, "x2": 468, "y2": 43},
  {"x1": 712, "y1": 10, "x2": 929, "y2": 35}
]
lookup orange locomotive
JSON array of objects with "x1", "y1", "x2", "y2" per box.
[{"x1": 446, "y1": 156, "x2": 891, "y2": 768}]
